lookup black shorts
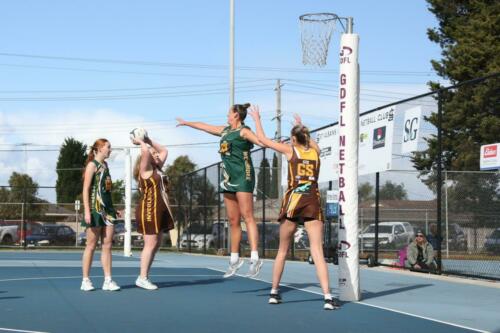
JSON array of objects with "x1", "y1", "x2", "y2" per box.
[{"x1": 285, "y1": 216, "x2": 317, "y2": 225}]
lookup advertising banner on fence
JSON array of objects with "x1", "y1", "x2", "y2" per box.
[
  {"x1": 401, "y1": 106, "x2": 422, "y2": 154},
  {"x1": 315, "y1": 125, "x2": 339, "y2": 183},
  {"x1": 480, "y1": 143, "x2": 500, "y2": 170},
  {"x1": 358, "y1": 107, "x2": 395, "y2": 175}
]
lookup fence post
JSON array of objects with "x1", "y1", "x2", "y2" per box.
[
  {"x1": 217, "y1": 163, "x2": 222, "y2": 250},
  {"x1": 436, "y1": 91, "x2": 443, "y2": 274},
  {"x1": 262, "y1": 148, "x2": 266, "y2": 258},
  {"x1": 374, "y1": 172, "x2": 380, "y2": 265},
  {"x1": 203, "y1": 168, "x2": 207, "y2": 254},
  {"x1": 188, "y1": 175, "x2": 193, "y2": 253},
  {"x1": 22, "y1": 186, "x2": 27, "y2": 250}
]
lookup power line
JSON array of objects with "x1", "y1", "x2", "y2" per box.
[{"x1": 0, "y1": 52, "x2": 439, "y2": 77}]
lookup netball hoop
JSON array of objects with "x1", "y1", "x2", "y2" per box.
[
  {"x1": 299, "y1": 13, "x2": 338, "y2": 67},
  {"x1": 300, "y1": 13, "x2": 361, "y2": 302}
]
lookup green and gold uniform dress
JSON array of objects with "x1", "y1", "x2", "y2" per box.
[
  {"x1": 219, "y1": 125, "x2": 255, "y2": 193},
  {"x1": 81, "y1": 160, "x2": 117, "y2": 228}
]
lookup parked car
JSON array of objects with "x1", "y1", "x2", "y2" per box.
[
  {"x1": 359, "y1": 222, "x2": 414, "y2": 249},
  {"x1": 180, "y1": 223, "x2": 215, "y2": 249},
  {"x1": 0, "y1": 220, "x2": 18, "y2": 244},
  {"x1": 78, "y1": 220, "x2": 143, "y2": 247},
  {"x1": 16, "y1": 222, "x2": 44, "y2": 245},
  {"x1": 25, "y1": 224, "x2": 52, "y2": 246},
  {"x1": 42, "y1": 225, "x2": 76, "y2": 246},
  {"x1": 113, "y1": 221, "x2": 144, "y2": 247},
  {"x1": 25, "y1": 224, "x2": 76, "y2": 246},
  {"x1": 447, "y1": 223, "x2": 467, "y2": 251},
  {"x1": 485, "y1": 228, "x2": 500, "y2": 254},
  {"x1": 427, "y1": 223, "x2": 467, "y2": 251}
]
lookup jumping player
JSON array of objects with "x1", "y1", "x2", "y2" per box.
[{"x1": 176, "y1": 103, "x2": 264, "y2": 278}]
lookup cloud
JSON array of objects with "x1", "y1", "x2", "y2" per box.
[{"x1": 0, "y1": 108, "x2": 221, "y2": 202}]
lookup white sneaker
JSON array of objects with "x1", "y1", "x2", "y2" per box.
[
  {"x1": 102, "y1": 279, "x2": 121, "y2": 291},
  {"x1": 246, "y1": 259, "x2": 264, "y2": 278},
  {"x1": 135, "y1": 276, "x2": 158, "y2": 290},
  {"x1": 223, "y1": 258, "x2": 244, "y2": 278},
  {"x1": 80, "y1": 279, "x2": 95, "y2": 291}
]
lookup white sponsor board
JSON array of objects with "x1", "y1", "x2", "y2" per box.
[
  {"x1": 401, "y1": 106, "x2": 422, "y2": 154},
  {"x1": 480, "y1": 143, "x2": 500, "y2": 170},
  {"x1": 315, "y1": 125, "x2": 339, "y2": 183},
  {"x1": 358, "y1": 107, "x2": 394, "y2": 176}
]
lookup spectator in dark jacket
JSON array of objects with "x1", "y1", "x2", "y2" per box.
[{"x1": 426, "y1": 223, "x2": 442, "y2": 250}]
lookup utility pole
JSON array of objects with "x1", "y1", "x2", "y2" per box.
[{"x1": 273, "y1": 79, "x2": 284, "y2": 199}]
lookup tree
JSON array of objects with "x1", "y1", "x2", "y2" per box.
[
  {"x1": 56, "y1": 138, "x2": 87, "y2": 203},
  {"x1": 413, "y1": 1, "x2": 500, "y2": 173},
  {"x1": 269, "y1": 153, "x2": 279, "y2": 199},
  {"x1": 165, "y1": 156, "x2": 218, "y2": 239},
  {"x1": 0, "y1": 172, "x2": 47, "y2": 220},
  {"x1": 379, "y1": 181, "x2": 408, "y2": 201},
  {"x1": 412, "y1": 1, "x2": 500, "y2": 226},
  {"x1": 256, "y1": 158, "x2": 271, "y2": 200},
  {"x1": 111, "y1": 179, "x2": 125, "y2": 205},
  {"x1": 358, "y1": 182, "x2": 374, "y2": 202}
]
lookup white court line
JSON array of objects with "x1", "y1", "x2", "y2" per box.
[
  {"x1": 206, "y1": 267, "x2": 490, "y2": 333},
  {"x1": 0, "y1": 274, "x2": 221, "y2": 283},
  {"x1": 0, "y1": 328, "x2": 49, "y2": 333}
]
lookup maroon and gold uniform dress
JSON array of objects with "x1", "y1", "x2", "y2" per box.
[
  {"x1": 135, "y1": 170, "x2": 175, "y2": 234},
  {"x1": 278, "y1": 146, "x2": 323, "y2": 222}
]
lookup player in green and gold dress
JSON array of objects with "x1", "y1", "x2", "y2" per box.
[{"x1": 176, "y1": 103, "x2": 264, "y2": 278}]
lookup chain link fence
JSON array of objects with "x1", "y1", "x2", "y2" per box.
[{"x1": 1, "y1": 74, "x2": 498, "y2": 281}]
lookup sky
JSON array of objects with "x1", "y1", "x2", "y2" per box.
[{"x1": 0, "y1": 0, "x2": 444, "y2": 202}]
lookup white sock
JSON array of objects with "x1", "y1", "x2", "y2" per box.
[
  {"x1": 230, "y1": 253, "x2": 240, "y2": 264},
  {"x1": 104, "y1": 276, "x2": 112, "y2": 282},
  {"x1": 324, "y1": 293, "x2": 333, "y2": 300},
  {"x1": 83, "y1": 277, "x2": 91, "y2": 282},
  {"x1": 250, "y1": 251, "x2": 259, "y2": 261},
  {"x1": 271, "y1": 288, "x2": 279, "y2": 294}
]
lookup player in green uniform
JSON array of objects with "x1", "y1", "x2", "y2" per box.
[
  {"x1": 81, "y1": 138, "x2": 121, "y2": 292},
  {"x1": 176, "y1": 103, "x2": 264, "y2": 277}
]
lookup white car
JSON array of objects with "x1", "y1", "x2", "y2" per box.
[
  {"x1": 359, "y1": 222, "x2": 414, "y2": 249},
  {"x1": 179, "y1": 233, "x2": 215, "y2": 249}
]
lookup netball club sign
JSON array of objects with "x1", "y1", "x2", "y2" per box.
[
  {"x1": 401, "y1": 106, "x2": 422, "y2": 154},
  {"x1": 337, "y1": 33, "x2": 360, "y2": 302},
  {"x1": 480, "y1": 143, "x2": 500, "y2": 170},
  {"x1": 358, "y1": 107, "x2": 394, "y2": 175}
]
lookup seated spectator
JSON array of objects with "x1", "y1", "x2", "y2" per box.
[{"x1": 406, "y1": 230, "x2": 436, "y2": 273}]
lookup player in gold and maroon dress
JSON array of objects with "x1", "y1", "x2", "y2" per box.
[
  {"x1": 249, "y1": 106, "x2": 340, "y2": 310},
  {"x1": 133, "y1": 134, "x2": 174, "y2": 290}
]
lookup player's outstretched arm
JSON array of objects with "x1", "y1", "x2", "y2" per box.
[
  {"x1": 176, "y1": 118, "x2": 225, "y2": 137},
  {"x1": 248, "y1": 105, "x2": 293, "y2": 159}
]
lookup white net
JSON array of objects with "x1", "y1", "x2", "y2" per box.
[{"x1": 299, "y1": 13, "x2": 337, "y2": 67}]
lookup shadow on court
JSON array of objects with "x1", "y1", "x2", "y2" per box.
[
  {"x1": 362, "y1": 283, "x2": 433, "y2": 300},
  {"x1": 120, "y1": 277, "x2": 225, "y2": 290}
]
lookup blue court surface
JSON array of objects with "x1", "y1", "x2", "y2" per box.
[{"x1": 0, "y1": 251, "x2": 498, "y2": 333}]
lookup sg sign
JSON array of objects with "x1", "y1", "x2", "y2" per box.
[{"x1": 401, "y1": 107, "x2": 422, "y2": 154}]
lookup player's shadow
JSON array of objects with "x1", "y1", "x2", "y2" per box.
[
  {"x1": 120, "y1": 278, "x2": 225, "y2": 290},
  {"x1": 362, "y1": 283, "x2": 433, "y2": 300},
  {"x1": 0, "y1": 296, "x2": 24, "y2": 300}
]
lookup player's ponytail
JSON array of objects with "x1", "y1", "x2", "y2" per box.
[
  {"x1": 82, "y1": 138, "x2": 109, "y2": 178},
  {"x1": 232, "y1": 103, "x2": 251, "y2": 123},
  {"x1": 291, "y1": 125, "x2": 311, "y2": 149}
]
